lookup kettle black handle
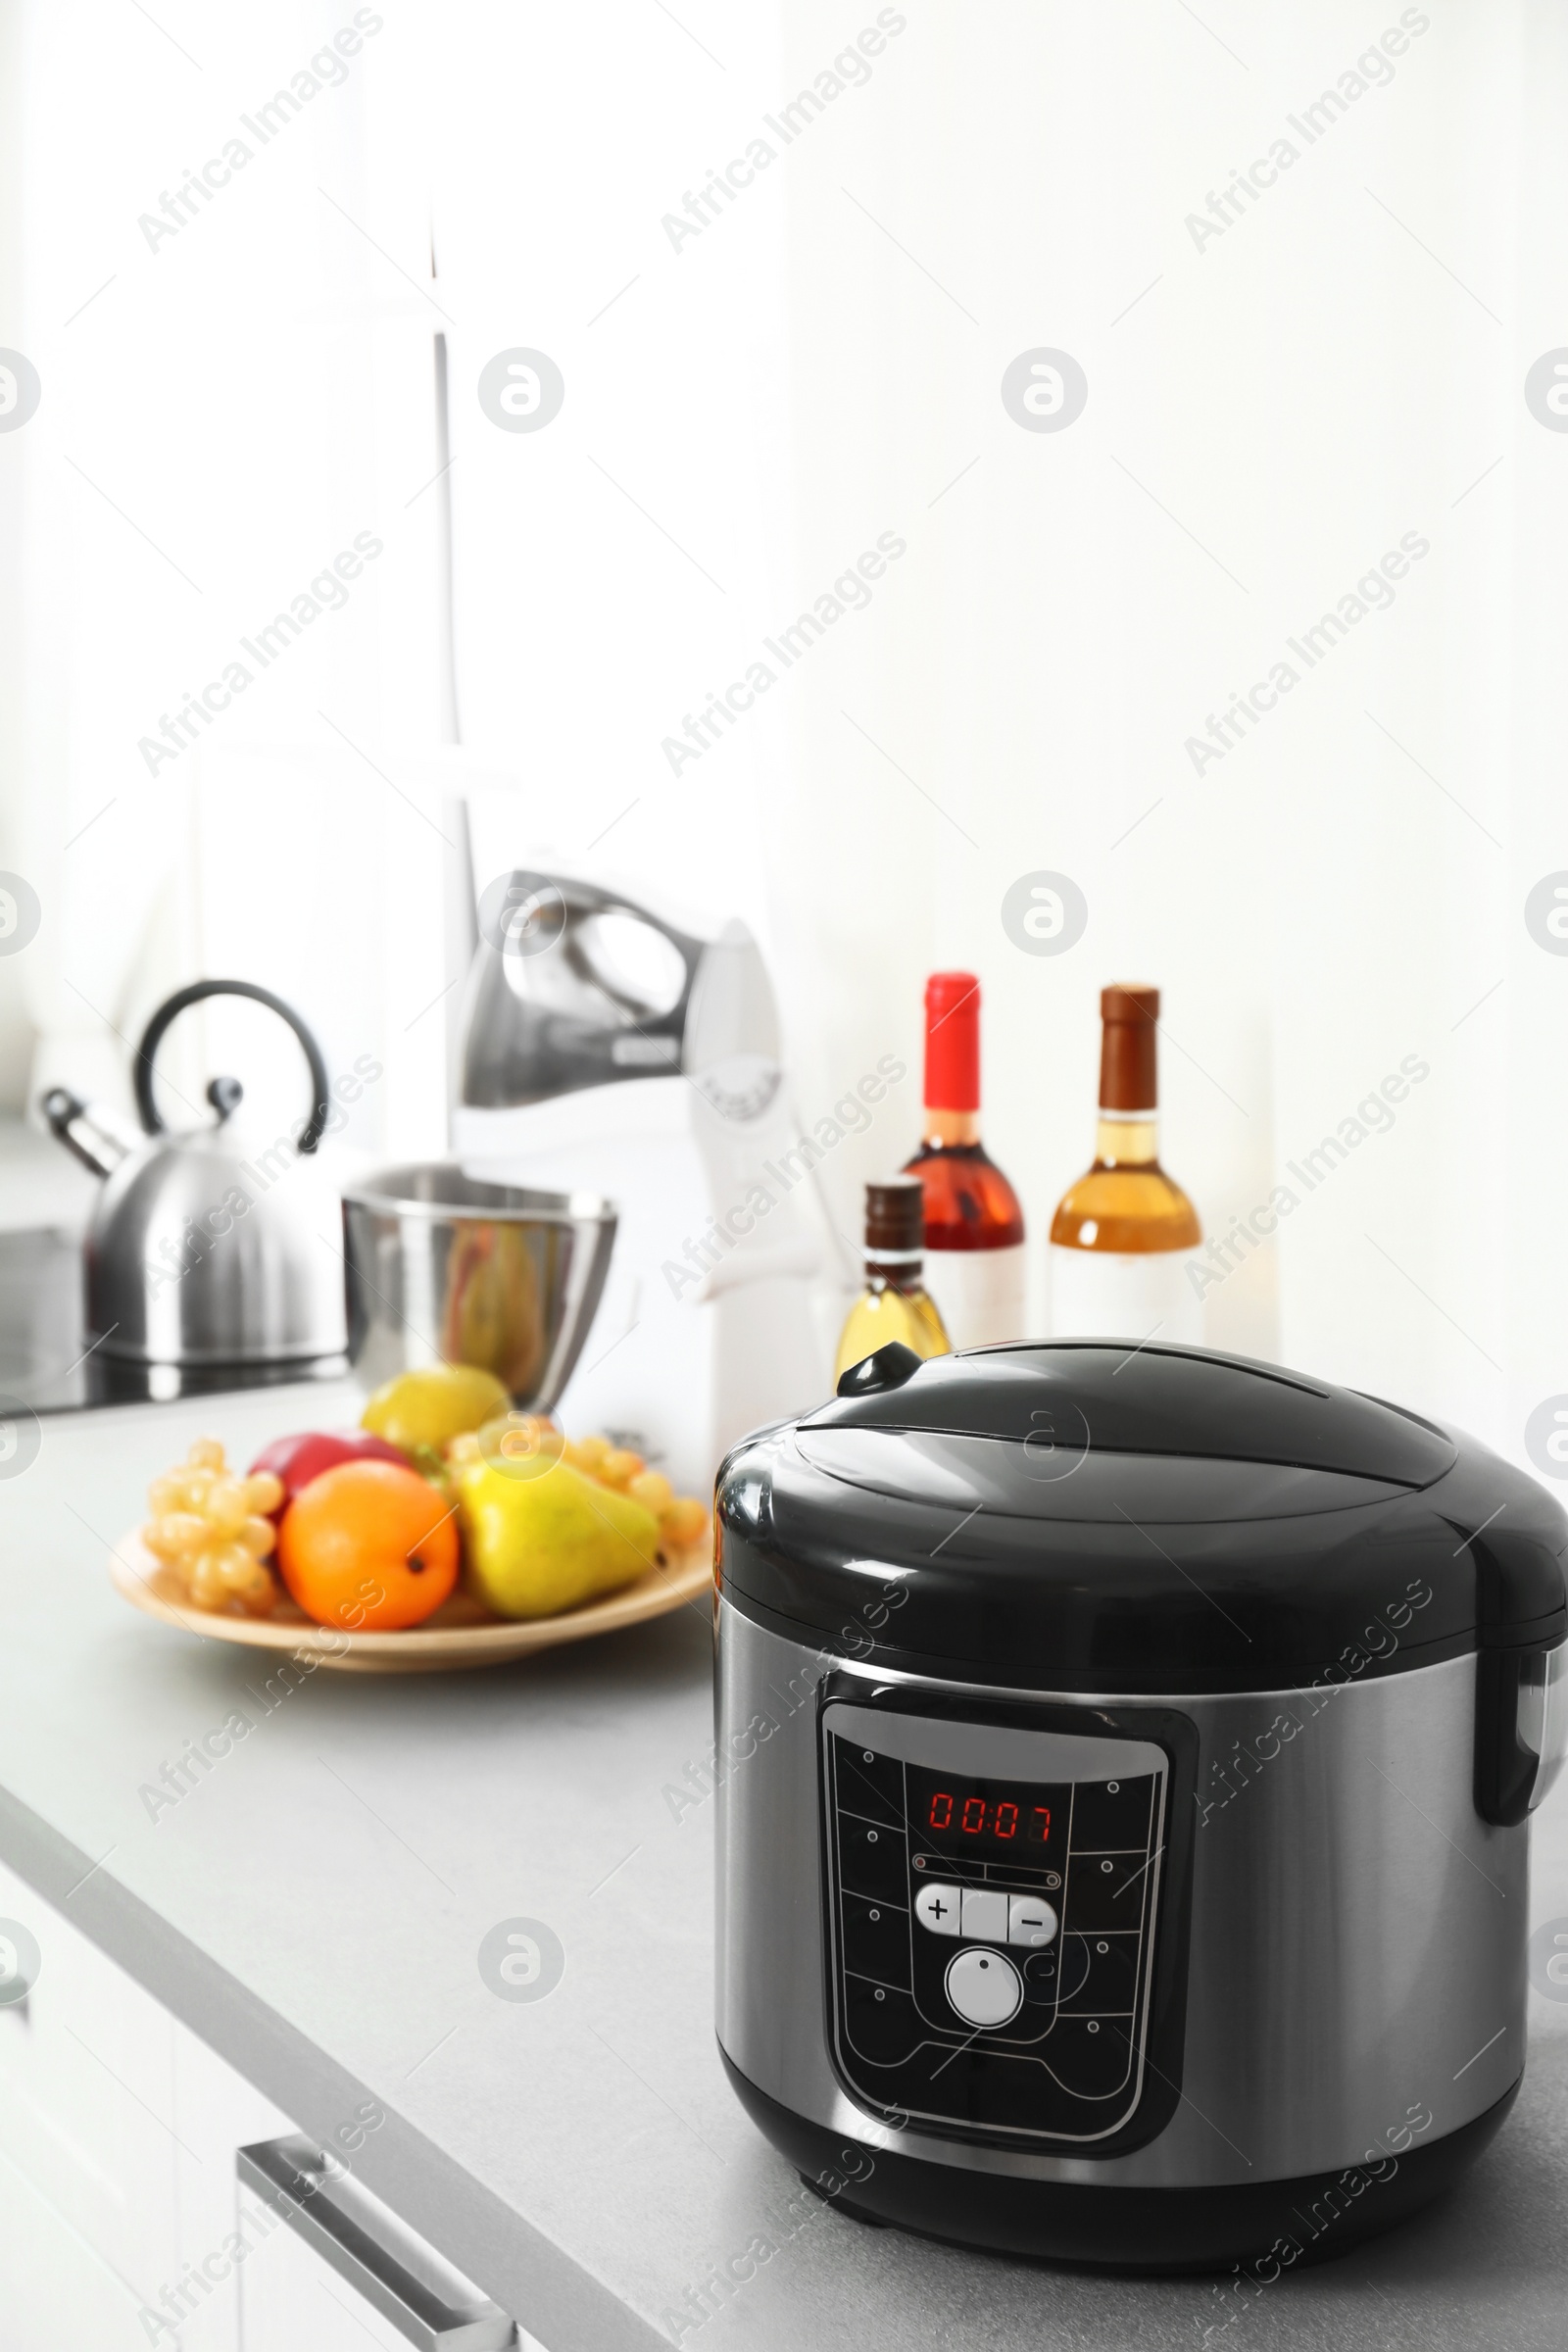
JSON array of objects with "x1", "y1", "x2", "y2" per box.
[{"x1": 134, "y1": 981, "x2": 332, "y2": 1156}]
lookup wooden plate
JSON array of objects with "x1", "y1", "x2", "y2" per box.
[{"x1": 108, "y1": 1527, "x2": 713, "y2": 1675}]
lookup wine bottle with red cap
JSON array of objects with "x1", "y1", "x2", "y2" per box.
[
  {"x1": 1048, "y1": 984, "x2": 1202, "y2": 1344},
  {"x1": 903, "y1": 972, "x2": 1027, "y2": 1350}
]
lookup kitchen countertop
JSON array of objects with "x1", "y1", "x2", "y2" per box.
[{"x1": 3, "y1": 1385, "x2": 1568, "y2": 2351}]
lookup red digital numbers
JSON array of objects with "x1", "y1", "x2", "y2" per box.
[{"x1": 926, "y1": 1789, "x2": 1053, "y2": 1843}]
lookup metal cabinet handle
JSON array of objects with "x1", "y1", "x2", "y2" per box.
[{"x1": 237, "y1": 2136, "x2": 516, "y2": 2351}]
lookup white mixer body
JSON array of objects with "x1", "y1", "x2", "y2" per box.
[{"x1": 452, "y1": 880, "x2": 835, "y2": 1492}]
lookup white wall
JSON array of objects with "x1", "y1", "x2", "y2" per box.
[
  {"x1": 1, "y1": 0, "x2": 444, "y2": 1119},
  {"x1": 759, "y1": 0, "x2": 1563, "y2": 1468}
]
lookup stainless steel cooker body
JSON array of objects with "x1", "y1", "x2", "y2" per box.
[
  {"x1": 713, "y1": 1340, "x2": 1566, "y2": 2265},
  {"x1": 714, "y1": 1598, "x2": 1525, "y2": 2192}
]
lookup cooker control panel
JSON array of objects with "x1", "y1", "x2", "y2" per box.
[{"x1": 820, "y1": 1700, "x2": 1169, "y2": 2146}]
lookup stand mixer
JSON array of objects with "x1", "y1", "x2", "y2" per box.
[{"x1": 450, "y1": 870, "x2": 837, "y2": 1492}]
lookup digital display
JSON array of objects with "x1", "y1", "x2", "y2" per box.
[
  {"x1": 925, "y1": 1790, "x2": 1048, "y2": 1842},
  {"x1": 907, "y1": 1764, "x2": 1068, "y2": 1866}
]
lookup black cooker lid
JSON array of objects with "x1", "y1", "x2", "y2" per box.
[{"x1": 715, "y1": 1342, "x2": 1568, "y2": 1694}]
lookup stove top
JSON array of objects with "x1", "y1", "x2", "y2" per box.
[{"x1": 0, "y1": 1227, "x2": 348, "y2": 1416}]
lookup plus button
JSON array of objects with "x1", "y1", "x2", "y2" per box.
[{"x1": 914, "y1": 1881, "x2": 962, "y2": 1938}]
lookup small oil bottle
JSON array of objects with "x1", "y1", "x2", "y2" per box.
[{"x1": 834, "y1": 1178, "x2": 952, "y2": 1383}]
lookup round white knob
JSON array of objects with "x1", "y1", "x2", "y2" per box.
[{"x1": 944, "y1": 1945, "x2": 1023, "y2": 2031}]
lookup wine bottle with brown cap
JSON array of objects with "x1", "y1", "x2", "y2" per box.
[
  {"x1": 1048, "y1": 985, "x2": 1202, "y2": 1345},
  {"x1": 834, "y1": 1178, "x2": 952, "y2": 1382}
]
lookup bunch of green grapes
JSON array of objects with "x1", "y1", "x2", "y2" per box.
[
  {"x1": 569, "y1": 1434, "x2": 709, "y2": 1547},
  {"x1": 142, "y1": 1439, "x2": 284, "y2": 1614}
]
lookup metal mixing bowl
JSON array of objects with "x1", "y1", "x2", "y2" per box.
[{"x1": 341, "y1": 1164, "x2": 616, "y2": 1408}]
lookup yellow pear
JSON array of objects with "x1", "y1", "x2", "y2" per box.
[
  {"x1": 361, "y1": 1364, "x2": 511, "y2": 1455},
  {"x1": 455, "y1": 1451, "x2": 660, "y2": 1619}
]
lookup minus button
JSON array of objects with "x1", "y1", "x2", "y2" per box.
[{"x1": 1007, "y1": 1894, "x2": 1058, "y2": 1949}]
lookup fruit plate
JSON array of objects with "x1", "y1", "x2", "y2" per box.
[{"x1": 108, "y1": 1528, "x2": 713, "y2": 1675}]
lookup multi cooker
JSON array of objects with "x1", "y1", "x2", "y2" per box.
[{"x1": 712, "y1": 1340, "x2": 1568, "y2": 2269}]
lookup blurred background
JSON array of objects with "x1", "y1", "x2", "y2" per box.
[{"x1": 1, "y1": 0, "x2": 1565, "y2": 1468}]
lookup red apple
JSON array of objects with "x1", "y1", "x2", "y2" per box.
[{"x1": 248, "y1": 1430, "x2": 411, "y2": 1520}]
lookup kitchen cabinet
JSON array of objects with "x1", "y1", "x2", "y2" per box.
[
  {"x1": 0, "y1": 1876, "x2": 180, "y2": 2308},
  {"x1": 0, "y1": 1856, "x2": 525, "y2": 2350},
  {"x1": 0, "y1": 1854, "x2": 183, "y2": 2343},
  {"x1": 0, "y1": 1852, "x2": 290, "y2": 2348},
  {"x1": 0, "y1": 2141, "x2": 163, "y2": 2352},
  {"x1": 235, "y1": 2192, "x2": 416, "y2": 2352}
]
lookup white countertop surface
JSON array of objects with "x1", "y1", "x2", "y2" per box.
[{"x1": 2, "y1": 1382, "x2": 1568, "y2": 2350}]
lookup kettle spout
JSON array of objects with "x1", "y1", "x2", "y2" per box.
[{"x1": 40, "y1": 1088, "x2": 136, "y2": 1180}]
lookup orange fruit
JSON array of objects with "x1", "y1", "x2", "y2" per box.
[{"x1": 277, "y1": 1460, "x2": 459, "y2": 1632}]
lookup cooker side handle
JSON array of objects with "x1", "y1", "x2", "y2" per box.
[
  {"x1": 1466, "y1": 1517, "x2": 1568, "y2": 1828},
  {"x1": 1473, "y1": 1628, "x2": 1568, "y2": 1828}
]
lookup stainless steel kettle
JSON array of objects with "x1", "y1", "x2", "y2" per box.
[{"x1": 42, "y1": 980, "x2": 348, "y2": 1367}]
